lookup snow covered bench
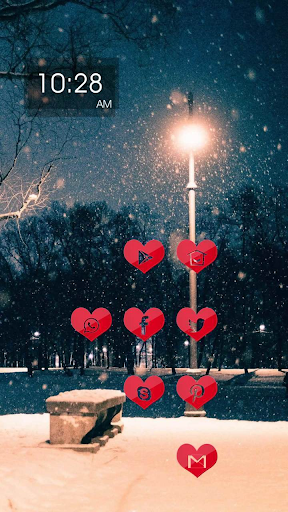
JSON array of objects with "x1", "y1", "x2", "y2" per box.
[{"x1": 46, "y1": 389, "x2": 126, "y2": 448}]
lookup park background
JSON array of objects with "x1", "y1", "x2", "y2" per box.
[{"x1": 0, "y1": 1, "x2": 287, "y2": 511}]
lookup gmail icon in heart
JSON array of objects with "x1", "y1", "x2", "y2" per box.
[
  {"x1": 188, "y1": 454, "x2": 206, "y2": 469},
  {"x1": 177, "y1": 444, "x2": 217, "y2": 477}
]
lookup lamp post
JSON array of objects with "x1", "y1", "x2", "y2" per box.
[
  {"x1": 187, "y1": 93, "x2": 198, "y2": 372},
  {"x1": 29, "y1": 330, "x2": 41, "y2": 373},
  {"x1": 184, "y1": 340, "x2": 190, "y2": 367},
  {"x1": 174, "y1": 92, "x2": 207, "y2": 417},
  {"x1": 251, "y1": 324, "x2": 271, "y2": 367}
]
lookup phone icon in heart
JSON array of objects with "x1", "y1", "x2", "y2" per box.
[{"x1": 71, "y1": 307, "x2": 112, "y2": 341}]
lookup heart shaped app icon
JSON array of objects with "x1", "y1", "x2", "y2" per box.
[
  {"x1": 71, "y1": 307, "x2": 112, "y2": 341},
  {"x1": 124, "y1": 307, "x2": 165, "y2": 341},
  {"x1": 176, "y1": 307, "x2": 217, "y2": 341},
  {"x1": 124, "y1": 376, "x2": 165, "y2": 409},
  {"x1": 176, "y1": 376, "x2": 218, "y2": 409},
  {"x1": 124, "y1": 239, "x2": 165, "y2": 273},
  {"x1": 177, "y1": 444, "x2": 218, "y2": 478},
  {"x1": 177, "y1": 240, "x2": 217, "y2": 273}
]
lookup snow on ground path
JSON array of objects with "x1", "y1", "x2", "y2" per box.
[{"x1": 0, "y1": 414, "x2": 287, "y2": 512}]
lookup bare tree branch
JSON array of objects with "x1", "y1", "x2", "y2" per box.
[{"x1": 0, "y1": 163, "x2": 53, "y2": 220}]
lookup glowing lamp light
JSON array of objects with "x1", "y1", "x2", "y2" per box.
[
  {"x1": 29, "y1": 194, "x2": 38, "y2": 201},
  {"x1": 173, "y1": 124, "x2": 208, "y2": 151},
  {"x1": 184, "y1": 340, "x2": 190, "y2": 347},
  {"x1": 259, "y1": 324, "x2": 265, "y2": 332},
  {"x1": 33, "y1": 331, "x2": 40, "y2": 337}
]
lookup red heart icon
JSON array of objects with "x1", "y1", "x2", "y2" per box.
[
  {"x1": 177, "y1": 444, "x2": 218, "y2": 478},
  {"x1": 124, "y1": 307, "x2": 165, "y2": 341},
  {"x1": 176, "y1": 376, "x2": 218, "y2": 409},
  {"x1": 124, "y1": 376, "x2": 165, "y2": 409},
  {"x1": 124, "y1": 239, "x2": 165, "y2": 273},
  {"x1": 71, "y1": 307, "x2": 112, "y2": 341},
  {"x1": 177, "y1": 240, "x2": 217, "y2": 273},
  {"x1": 176, "y1": 307, "x2": 217, "y2": 341}
]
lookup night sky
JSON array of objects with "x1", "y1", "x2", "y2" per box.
[{"x1": 1, "y1": 0, "x2": 287, "y2": 227}]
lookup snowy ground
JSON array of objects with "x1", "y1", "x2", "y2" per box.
[
  {"x1": 0, "y1": 414, "x2": 287, "y2": 512},
  {"x1": 1, "y1": 369, "x2": 288, "y2": 511}
]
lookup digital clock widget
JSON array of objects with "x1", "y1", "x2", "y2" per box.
[
  {"x1": 39, "y1": 72, "x2": 103, "y2": 95},
  {"x1": 25, "y1": 59, "x2": 118, "y2": 117}
]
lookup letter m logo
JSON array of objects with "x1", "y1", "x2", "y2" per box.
[{"x1": 188, "y1": 455, "x2": 207, "y2": 469}]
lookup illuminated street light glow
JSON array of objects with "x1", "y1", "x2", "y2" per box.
[
  {"x1": 184, "y1": 340, "x2": 189, "y2": 347},
  {"x1": 173, "y1": 123, "x2": 208, "y2": 151},
  {"x1": 29, "y1": 194, "x2": 38, "y2": 201},
  {"x1": 33, "y1": 331, "x2": 40, "y2": 337},
  {"x1": 259, "y1": 324, "x2": 265, "y2": 332}
]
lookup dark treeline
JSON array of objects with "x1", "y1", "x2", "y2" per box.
[{"x1": 0, "y1": 185, "x2": 287, "y2": 371}]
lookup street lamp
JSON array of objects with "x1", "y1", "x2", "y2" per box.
[
  {"x1": 175, "y1": 124, "x2": 207, "y2": 153},
  {"x1": 29, "y1": 194, "x2": 38, "y2": 201},
  {"x1": 184, "y1": 339, "x2": 190, "y2": 367},
  {"x1": 174, "y1": 92, "x2": 208, "y2": 417},
  {"x1": 173, "y1": 93, "x2": 208, "y2": 370},
  {"x1": 29, "y1": 330, "x2": 41, "y2": 372}
]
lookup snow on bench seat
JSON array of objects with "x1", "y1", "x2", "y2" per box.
[{"x1": 46, "y1": 389, "x2": 126, "y2": 445}]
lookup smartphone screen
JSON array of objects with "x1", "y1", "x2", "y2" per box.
[{"x1": 0, "y1": 1, "x2": 287, "y2": 511}]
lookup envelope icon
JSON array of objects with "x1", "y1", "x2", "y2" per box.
[{"x1": 188, "y1": 454, "x2": 207, "y2": 469}]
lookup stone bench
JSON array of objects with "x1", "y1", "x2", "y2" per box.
[{"x1": 46, "y1": 389, "x2": 126, "y2": 448}]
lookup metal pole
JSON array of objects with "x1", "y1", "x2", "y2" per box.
[
  {"x1": 187, "y1": 93, "x2": 197, "y2": 370},
  {"x1": 188, "y1": 151, "x2": 198, "y2": 369},
  {"x1": 184, "y1": 92, "x2": 206, "y2": 417}
]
